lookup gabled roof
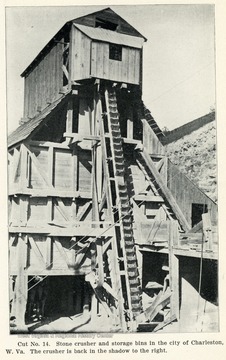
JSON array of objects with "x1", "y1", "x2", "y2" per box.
[
  {"x1": 21, "y1": 7, "x2": 146, "y2": 78},
  {"x1": 8, "y1": 92, "x2": 69, "y2": 149},
  {"x1": 72, "y1": 7, "x2": 147, "y2": 41},
  {"x1": 74, "y1": 23, "x2": 144, "y2": 48}
]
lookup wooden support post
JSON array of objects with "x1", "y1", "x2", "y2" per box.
[
  {"x1": 169, "y1": 220, "x2": 180, "y2": 320},
  {"x1": 19, "y1": 195, "x2": 28, "y2": 226},
  {"x1": 20, "y1": 144, "x2": 29, "y2": 189},
  {"x1": 91, "y1": 292, "x2": 98, "y2": 320},
  {"x1": 96, "y1": 143, "x2": 103, "y2": 202},
  {"x1": 48, "y1": 146, "x2": 54, "y2": 186},
  {"x1": 136, "y1": 247, "x2": 143, "y2": 289},
  {"x1": 45, "y1": 236, "x2": 52, "y2": 269},
  {"x1": 12, "y1": 147, "x2": 21, "y2": 184},
  {"x1": 72, "y1": 148, "x2": 78, "y2": 222},
  {"x1": 66, "y1": 96, "x2": 73, "y2": 134},
  {"x1": 47, "y1": 197, "x2": 53, "y2": 223},
  {"x1": 47, "y1": 147, "x2": 53, "y2": 221},
  {"x1": 24, "y1": 235, "x2": 29, "y2": 269},
  {"x1": 14, "y1": 234, "x2": 28, "y2": 330},
  {"x1": 140, "y1": 149, "x2": 190, "y2": 231},
  {"x1": 127, "y1": 105, "x2": 133, "y2": 139},
  {"x1": 96, "y1": 237, "x2": 104, "y2": 287},
  {"x1": 202, "y1": 212, "x2": 213, "y2": 251}
]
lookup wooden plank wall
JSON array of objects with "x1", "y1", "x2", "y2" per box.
[
  {"x1": 70, "y1": 27, "x2": 91, "y2": 81},
  {"x1": 167, "y1": 159, "x2": 217, "y2": 227},
  {"x1": 91, "y1": 41, "x2": 140, "y2": 85},
  {"x1": 142, "y1": 119, "x2": 165, "y2": 156},
  {"x1": 8, "y1": 144, "x2": 92, "y2": 225},
  {"x1": 23, "y1": 42, "x2": 64, "y2": 120},
  {"x1": 54, "y1": 149, "x2": 73, "y2": 190},
  {"x1": 9, "y1": 142, "x2": 93, "y2": 276},
  {"x1": 9, "y1": 234, "x2": 91, "y2": 275}
]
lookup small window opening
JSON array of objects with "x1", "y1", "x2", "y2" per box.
[
  {"x1": 192, "y1": 203, "x2": 208, "y2": 227},
  {"x1": 109, "y1": 44, "x2": 122, "y2": 61},
  {"x1": 95, "y1": 17, "x2": 118, "y2": 31}
]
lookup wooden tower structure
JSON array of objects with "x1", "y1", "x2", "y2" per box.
[{"x1": 8, "y1": 8, "x2": 218, "y2": 333}]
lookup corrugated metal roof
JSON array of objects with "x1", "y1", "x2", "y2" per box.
[
  {"x1": 8, "y1": 93, "x2": 69, "y2": 148},
  {"x1": 74, "y1": 23, "x2": 144, "y2": 49}
]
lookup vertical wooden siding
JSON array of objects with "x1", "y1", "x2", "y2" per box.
[
  {"x1": 91, "y1": 41, "x2": 140, "y2": 84},
  {"x1": 23, "y1": 42, "x2": 64, "y2": 120},
  {"x1": 142, "y1": 119, "x2": 165, "y2": 156},
  {"x1": 54, "y1": 149, "x2": 73, "y2": 190},
  {"x1": 70, "y1": 27, "x2": 91, "y2": 81},
  {"x1": 70, "y1": 27, "x2": 141, "y2": 84},
  {"x1": 9, "y1": 144, "x2": 92, "y2": 226},
  {"x1": 167, "y1": 160, "x2": 217, "y2": 227}
]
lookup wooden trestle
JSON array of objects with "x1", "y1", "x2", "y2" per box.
[{"x1": 8, "y1": 81, "x2": 217, "y2": 333}]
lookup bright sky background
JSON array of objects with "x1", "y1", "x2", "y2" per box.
[{"x1": 5, "y1": 4, "x2": 215, "y2": 133}]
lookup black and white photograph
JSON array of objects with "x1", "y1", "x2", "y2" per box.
[{"x1": 4, "y1": 2, "x2": 221, "y2": 339}]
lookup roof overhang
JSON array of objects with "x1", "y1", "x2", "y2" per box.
[{"x1": 73, "y1": 23, "x2": 144, "y2": 49}]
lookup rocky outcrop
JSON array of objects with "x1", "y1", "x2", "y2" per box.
[{"x1": 164, "y1": 114, "x2": 217, "y2": 202}]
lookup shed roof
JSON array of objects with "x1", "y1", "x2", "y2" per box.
[
  {"x1": 74, "y1": 23, "x2": 144, "y2": 48},
  {"x1": 8, "y1": 93, "x2": 69, "y2": 149}
]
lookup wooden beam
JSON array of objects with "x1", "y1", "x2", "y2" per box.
[
  {"x1": 19, "y1": 195, "x2": 29, "y2": 226},
  {"x1": 127, "y1": 106, "x2": 133, "y2": 139},
  {"x1": 14, "y1": 234, "x2": 28, "y2": 330},
  {"x1": 153, "y1": 314, "x2": 177, "y2": 332},
  {"x1": 133, "y1": 194, "x2": 164, "y2": 203},
  {"x1": 156, "y1": 158, "x2": 165, "y2": 172},
  {"x1": 28, "y1": 236, "x2": 46, "y2": 266},
  {"x1": 10, "y1": 223, "x2": 115, "y2": 238},
  {"x1": 202, "y1": 212, "x2": 213, "y2": 251},
  {"x1": 20, "y1": 144, "x2": 29, "y2": 189},
  {"x1": 140, "y1": 149, "x2": 190, "y2": 231},
  {"x1": 48, "y1": 146, "x2": 54, "y2": 186},
  {"x1": 139, "y1": 244, "x2": 218, "y2": 260},
  {"x1": 77, "y1": 201, "x2": 92, "y2": 221},
  {"x1": 8, "y1": 188, "x2": 92, "y2": 199},
  {"x1": 27, "y1": 140, "x2": 71, "y2": 149},
  {"x1": 96, "y1": 237, "x2": 104, "y2": 287},
  {"x1": 25, "y1": 144, "x2": 53, "y2": 188},
  {"x1": 54, "y1": 197, "x2": 70, "y2": 222},
  {"x1": 54, "y1": 236, "x2": 71, "y2": 268},
  {"x1": 169, "y1": 220, "x2": 180, "y2": 320},
  {"x1": 12, "y1": 147, "x2": 21, "y2": 184},
  {"x1": 85, "y1": 272, "x2": 113, "y2": 318},
  {"x1": 66, "y1": 96, "x2": 73, "y2": 133},
  {"x1": 62, "y1": 64, "x2": 69, "y2": 80},
  {"x1": 47, "y1": 197, "x2": 53, "y2": 223},
  {"x1": 74, "y1": 242, "x2": 92, "y2": 269},
  {"x1": 45, "y1": 236, "x2": 52, "y2": 269},
  {"x1": 10, "y1": 268, "x2": 91, "y2": 276}
]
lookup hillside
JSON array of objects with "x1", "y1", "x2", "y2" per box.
[{"x1": 164, "y1": 113, "x2": 217, "y2": 202}]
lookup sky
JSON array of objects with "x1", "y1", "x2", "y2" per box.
[{"x1": 5, "y1": 4, "x2": 215, "y2": 133}]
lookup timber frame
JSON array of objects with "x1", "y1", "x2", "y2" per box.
[{"x1": 8, "y1": 7, "x2": 218, "y2": 333}]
